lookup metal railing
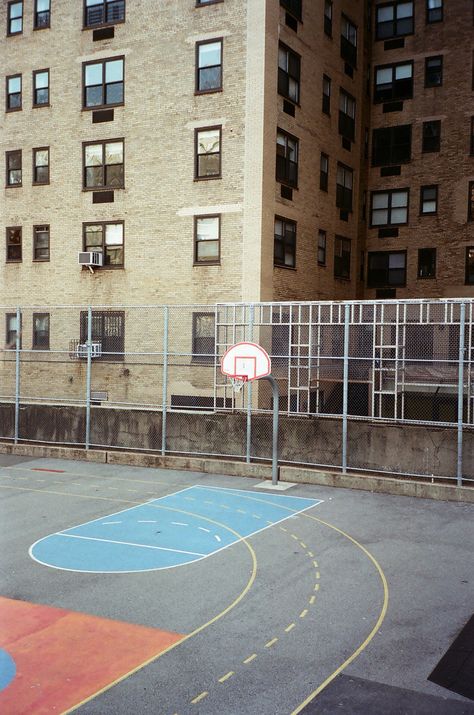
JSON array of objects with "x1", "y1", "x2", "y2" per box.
[{"x1": 0, "y1": 299, "x2": 473, "y2": 485}]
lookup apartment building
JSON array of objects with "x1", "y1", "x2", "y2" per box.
[{"x1": 1, "y1": 0, "x2": 473, "y2": 357}]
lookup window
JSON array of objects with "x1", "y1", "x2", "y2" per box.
[
  {"x1": 194, "y1": 215, "x2": 220, "y2": 263},
  {"x1": 278, "y1": 44, "x2": 300, "y2": 104},
  {"x1": 6, "y1": 74, "x2": 21, "y2": 111},
  {"x1": 6, "y1": 313, "x2": 21, "y2": 349},
  {"x1": 422, "y1": 120, "x2": 441, "y2": 152},
  {"x1": 324, "y1": 0, "x2": 332, "y2": 36},
  {"x1": 466, "y1": 247, "x2": 474, "y2": 284},
  {"x1": 276, "y1": 130, "x2": 298, "y2": 187},
  {"x1": 471, "y1": 117, "x2": 474, "y2": 156},
  {"x1": 426, "y1": 0, "x2": 442, "y2": 23},
  {"x1": 425, "y1": 56, "x2": 442, "y2": 87},
  {"x1": 372, "y1": 125, "x2": 411, "y2": 166},
  {"x1": 6, "y1": 227, "x2": 22, "y2": 262},
  {"x1": 375, "y1": 1, "x2": 414, "y2": 40},
  {"x1": 418, "y1": 248, "x2": 436, "y2": 278},
  {"x1": 83, "y1": 140, "x2": 124, "y2": 189},
  {"x1": 84, "y1": 0, "x2": 125, "y2": 28},
  {"x1": 320, "y1": 152, "x2": 329, "y2": 191},
  {"x1": 280, "y1": 0, "x2": 302, "y2": 21},
  {"x1": 420, "y1": 185, "x2": 438, "y2": 214},
  {"x1": 322, "y1": 75, "x2": 331, "y2": 114},
  {"x1": 469, "y1": 182, "x2": 474, "y2": 221},
  {"x1": 83, "y1": 57, "x2": 124, "y2": 109},
  {"x1": 371, "y1": 189, "x2": 408, "y2": 226},
  {"x1": 34, "y1": 0, "x2": 50, "y2": 29},
  {"x1": 7, "y1": 2, "x2": 23, "y2": 35},
  {"x1": 336, "y1": 163, "x2": 353, "y2": 211},
  {"x1": 196, "y1": 40, "x2": 222, "y2": 93},
  {"x1": 33, "y1": 147, "x2": 49, "y2": 184},
  {"x1": 33, "y1": 69, "x2": 49, "y2": 106},
  {"x1": 192, "y1": 312, "x2": 215, "y2": 363},
  {"x1": 274, "y1": 217, "x2": 296, "y2": 268},
  {"x1": 341, "y1": 15, "x2": 357, "y2": 68},
  {"x1": 33, "y1": 225, "x2": 50, "y2": 261},
  {"x1": 339, "y1": 90, "x2": 355, "y2": 142},
  {"x1": 318, "y1": 230, "x2": 327, "y2": 265},
  {"x1": 197, "y1": 0, "x2": 224, "y2": 4},
  {"x1": 6, "y1": 150, "x2": 21, "y2": 186},
  {"x1": 368, "y1": 251, "x2": 406, "y2": 287},
  {"x1": 195, "y1": 127, "x2": 221, "y2": 179},
  {"x1": 334, "y1": 236, "x2": 351, "y2": 280},
  {"x1": 374, "y1": 62, "x2": 413, "y2": 103},
  {"x1": 33, "y1": 313, "x2": 50, "y2": 349},
  {"x1": 83, "y1": 222, "x2": 124, "y2": 266},
  {"x1": 80, "y1": 311, "x2": 125, "y2": 360}
]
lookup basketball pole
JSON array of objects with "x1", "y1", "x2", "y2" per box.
[{"x1": 260, "y1": 374, "x2": 279, "y2": 486}]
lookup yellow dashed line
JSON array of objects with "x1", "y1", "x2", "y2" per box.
[
  {"x1": 191, "y1": 691, "x2": 208, "y2": 704},
  {"x1": 218, "y1": 671, "x2": 234, "y2": 683},
  {"x1": 314, "y1": 583, "x2": 320, "y2": 591},
  {"x1": 285, "y1": 623, "x2": 296, "y2": 633},
  {"x1": 308, "y1": 551, "x2": 314, "y2": 557},
  {"x1": 309, "y1": 596, "x2": 316, "y2": 605},
  {"x1": 300, "y1": 542, "x2": 307, "y2": 549},
  {"x1": 291, "y1": 534, "x2": 299, "y2": 540},
  {"x1": 316, "y1": 571, "x2": 320, "y2": 579},
  {"x1": 300, "y1": 609, "x2": 308, "y2": 619},
  {"x1": 279, "y1": 526, "x2": 287, "y2": 531},
  {"x1": 313, "y1": 560, "x2": 318, "y2": 568},
  {"x1": 35, "y1": 479, "x2": 45, "y2": 483},
  {"x1": 265, "y1": 637, "x2": 278, "y2": 648},
  {"x1": 243, "y1": 654, "x2": 257, "y2": 664}
]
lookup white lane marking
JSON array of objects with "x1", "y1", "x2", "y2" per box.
[
  {"x1": 56, "y1": 533, "x2": 206, "y2": 557},
  {"x1": 102, "y1": 521, "x2": 122, "y2": 525},
  {"x1": 198, "y1": 527, "x2": 211, "y2": 533},
  {"x1": 214, "y1": 535, "x2": 221, "y2": 542},
  {"x1": 171, "y1": 521, "x2": 189, "y2": 526},
  {"x1": 138, "y1": 520, "x2": 156, "y2": 524}
]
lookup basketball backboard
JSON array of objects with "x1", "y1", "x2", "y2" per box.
[{"x1": 220, "y1": 342, "x2": 271, "y2": 382}]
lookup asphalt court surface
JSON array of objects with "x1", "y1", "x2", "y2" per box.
[{"x1": 1, "y1": 454, "x2": 474, "y2": 714}]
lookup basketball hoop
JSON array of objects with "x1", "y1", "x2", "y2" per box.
[{"x1": 230, "y1": 376, "x2": 247, "y2": 393}]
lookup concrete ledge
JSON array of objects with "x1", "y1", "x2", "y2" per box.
[{"x1": 0, "y1": 443, "x2": 107, "y2": 464}]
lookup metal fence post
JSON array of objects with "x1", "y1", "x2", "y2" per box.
[
  {"x1": 14, "y1": 307, "x2": 21, "y2": 444},
  {"x1": 246, "y1": 304, "x2": 254, "y2": 463},
  {"x1": 457, "y1": 302, "x2": 466, "y2": 486},
  {"x1": 342, "y1": 303, "x2": 350, "y2": 473},
  {"x1": 85, "y1": 306, "x2": 92, "y2": 450},
  {"x1": 161, "y1": 306, "x2": 169, "y2": 456}
]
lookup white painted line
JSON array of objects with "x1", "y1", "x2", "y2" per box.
[
  {"x1": 138, "y1": 520, "x2": 157, "y2": 524},
  {"x1": 102, "y1": 521, "x2": 122, "y2": 525},
  {"x1": 198, "y1": 527, "x2": 211, "y2": 533},
  {"x1": 214, "y1": 535, "x2": 221, "y2": 542},
  {"x1": 172, "y1": 522, "x2": 189, "y2": 527},
  {"x1": 56, "y1": 533, "x2": 206, "y2": 557}
]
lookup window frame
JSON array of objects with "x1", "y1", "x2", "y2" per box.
[
  {"x1": 324, "y1": 0, "x2": 333, "y2": 37},
  {"x1": 420, "y1": 184, "x2": 438, "y2": 215},
  {"x1": 82, "y1": 221, "x2": 125, "y2": 267},
  {"x1": 192, "y1": 312, "x2": 216, "y2": 364},
  {"x1": 426, "y1": 0, "x2": 443, "y2": 24},
  {"x1": 318, "y1": 229, "x2": 327, "y2": 266},
  {"x1": 33, "y1": 224, "x2": 50, "y2": 262},
  {"x1": 32, "y1": 146, "x2": 50, "y2": 185},
  {"x1": 422, "y1": 120, "x2": 441, "y2": 153},
  {"x1": 320, "y1": 152, "x2": 329, "y2": 192},
  {"x1": 32, "y1": 313, "x2": 50, "y2": 349},
  {"x1": 6, "y1": 74, "x2": 22, "y2": 112},
  {"x1": 417, "y1": 248, "x2": 436, "y2": 279},
  {"x1": 367, "y1": 250, "x2": 407, "y2": 288},
  {"x1": 79, "y1": 310, "x2": 125, "y2": 361},
  {"x1": 375, "y1": 0, "x2": 414, "y2": 41},
  {"x1": 338, "y1": 89, "x2": 356, "y2": 142},
  {"x1": 34, "y1": 0, "x2": 50, "y2": 30},
  {"x1": 470, "y1": 117, "x2": 474, "y2": 156},
  {"x1": 468, "y1": 181, "x2": 474, "y2": 222},
  {"x1": 7, "y1": 1, "x2": 23, "y2": 36},
  {"x1": 322, "y1": 74, "x2": 331, "y2": 115},
  {"x1": 334, "y1": 236, "x2": 351, "y2": 280},
  {"x1": 280, "y1": 0, "x2": 302, "y2": 22},
  {"x1": 336, "y1": 162, "x2": 353, "y2": 212},
  {"x1": 466, "y1": 246, "x2": 474, "y2": 285},
  {"x1": 340, "y1": 14, "x2": 357, "y2": 68},
  {"x1": 278, "y1": 42, "x2": 301, "y2": 106},
  {"x1": 276, "y1": 128, "x2": 299, "y2": 188},
  {"x1": 6, "y1": 226, "x2": 22, "y2": 263},
  {"x1": 195, "y1": 38, "x2": 223, "y2": 94},
  {"x1": 33, "y1": 68, "x2": 50, "y2": 107},
  {"x1": 82, "y1": 138, "x2": 125, "y2": 190},
  {"x1": 82, "y1": 56, "x2": 125, "y2": 110},
  {"x1": 83, "y1": 0, "x2": 126, "y2": 29},
  {"x1": 424, "y1": 55, "x2": 443, "y2": 87},
  {"x1": 194, "y1": 126, "x2": 222, "y2": 180},
  {"x1": 6, "y1": 312, "x2": 21, "y2": 350},
  {"x1": 274, "y1": 216, "x2": 296, "y2": 269},
  {"x1": 374, "y1": 60, "x2": 413, "y2": 103},
  {"x1": 371, "y1": 125, "x2": 412, "y2": 166},
  {"x1": 194, "y1": 214, "x2": 221, "y2": 265},
  {"x1": 370, "y1": 188, "x2": 409, "y2": 227},
  {"x1": 6, "y1": 149, "x2": 22, "y2": 187},
  {"x1": 196, "y1": 0, "x2": 224, "y2": 6}
]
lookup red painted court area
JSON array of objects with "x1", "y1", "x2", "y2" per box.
[{"x1": 0, "y1": 597, "x2": 183, "y2": 714}]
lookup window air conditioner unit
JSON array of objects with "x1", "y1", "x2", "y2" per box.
[
  {"x1": 78, "y1": 251, "x2": 103, "y2": 267},
  {"x1": 75, "y1": 342, "x2": 102, "y2": 359}
]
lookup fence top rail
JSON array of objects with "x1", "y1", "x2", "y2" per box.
[{"x1": 1, "y1": 298, "x2": 474, "y2": 310}]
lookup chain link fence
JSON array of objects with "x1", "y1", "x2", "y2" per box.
[{"x1": 1, "y1": 299, "x2": 473, "y2": 485}]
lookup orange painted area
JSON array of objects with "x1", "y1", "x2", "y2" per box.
[{"x1": 0, "y1": 596, "x2": 184, "y2": 714}]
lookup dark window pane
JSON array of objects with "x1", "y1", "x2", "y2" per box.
[
  {"x1": 105, "y1": 164, "x2": 123, "y2": 187},
  {"x1": 86, "y1": 86, "x2": 103, "y2": 107},
  {"x1": 199, "y1": 66, "x2": 222, "y2": 91},
  {"x1": 86, "y1": 166, "x2": 104, "y2": 187},
  {"x1": 198, "y1": 153, "x2": 220, "y2": 177},
  {"x1": 105, "y1": 82, "x2": 123, "y2": 104}
]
